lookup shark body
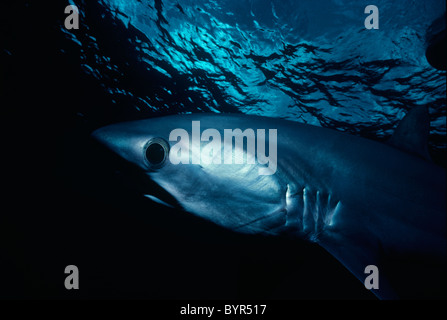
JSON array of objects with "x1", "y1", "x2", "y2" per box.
[{"x1": 92, "y1": 111, "x2": 446, "y2": 299}]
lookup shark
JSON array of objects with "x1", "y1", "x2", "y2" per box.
[{"x1": 91, "y1": 107, "x2": 446, "y2": 299}]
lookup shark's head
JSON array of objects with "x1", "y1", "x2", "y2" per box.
[{"x1": 92, "y1": 115, "x2": 289, "y2": 236}]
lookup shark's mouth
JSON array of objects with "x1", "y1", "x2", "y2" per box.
[
  {"x1": 104, "y1": 151, "x2": 181, "y2": 210},
  {"x1": 123, "y1": 169, "x2": 181, "y2": 209}
]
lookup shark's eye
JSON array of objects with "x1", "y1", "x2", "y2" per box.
[{"x1": 144, "y1": 138, "x2": 169, "y2": 168}]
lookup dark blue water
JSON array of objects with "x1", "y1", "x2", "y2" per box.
[
  {"x1": 1, "y1": 0, "x2": 446, "y2": 300},
  {"x1": 63, "y1": 0, "x2": 446, "y2": 162}
]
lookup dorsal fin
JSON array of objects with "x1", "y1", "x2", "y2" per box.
[{"x1": 387, "y1": 106, "x2": 431, "y2": 161}]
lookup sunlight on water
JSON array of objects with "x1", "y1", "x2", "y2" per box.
[{"x1": 65, "y1": 0, "x2": 446, "y2": 158}]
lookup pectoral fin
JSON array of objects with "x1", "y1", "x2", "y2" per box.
[{"x1": 319, "y1": 230, "x2": 399, "y2": 299}]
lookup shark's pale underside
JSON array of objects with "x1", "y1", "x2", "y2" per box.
[{"x1": 92, "y1": 109, "x2": 446, "y2": 299}]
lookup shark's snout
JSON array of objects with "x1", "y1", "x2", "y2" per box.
[
  {"x1": 91, "y1": 125, "x2": 124, "y2": 151},
  {"x1": 91, "y1": 126, "x2": 119, "y2": 156},
  {"x1": 91, "y1": 123, "x2": 151, "y2": 169}
]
